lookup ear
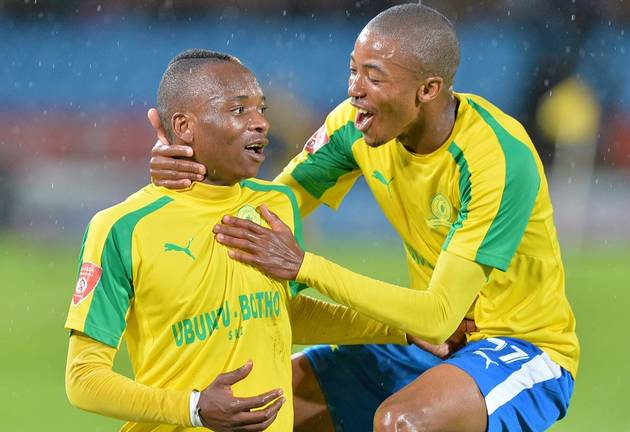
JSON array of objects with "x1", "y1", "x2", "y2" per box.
[
  {"x1": 171, "y1": 112, "x2": 195, "y2": 144},
  {"x1": 416, "y1": 76, "x2": 444, "y2": 104}
]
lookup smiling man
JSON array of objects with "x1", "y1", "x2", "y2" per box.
[
  {"x1": 150, "y1": 5, "x2": 579, "y2": 432},
  {"x1": 63, "y1": 49, "x2": 409, "y2": 432}
]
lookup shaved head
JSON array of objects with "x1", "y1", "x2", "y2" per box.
[
  {"x1": 157, "y1": 49, "x2": 244, "y2": 141},
  {"x1": 364, "y1": 3, "x2": 460, "y2": 87}
]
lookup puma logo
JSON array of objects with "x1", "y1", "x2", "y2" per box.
[
  {"x1": 372, "y1": 170, "x2": 394, "y2": 197},
  {"x1": 164, "y1": 238, "x2": 195, "y2": 260},
  {"x1": 473, "y1": 350, "x2": 499, "y2": 369}
]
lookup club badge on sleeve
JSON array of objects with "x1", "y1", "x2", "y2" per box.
[{"x1": 72, "y1": 262, "x2": 102, "y2": 306}]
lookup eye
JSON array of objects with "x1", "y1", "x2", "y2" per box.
[
  {"x1": 349, "y1": 67, "x2": 357, "y2": 77},
  {"x1": 368, "y1": 76, "x2": 381, "y2": 84},
  {"x1": 259, "y1": 105, "x2": 268, "y2": 114},
  {"x1": 231, "y1": 106, "x2": 245, "y2": 114}
]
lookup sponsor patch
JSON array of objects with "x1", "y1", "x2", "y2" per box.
[
  {"x1": 72, "y1": 262, "x2": 102, "y2": 306},
  {"x1": 304, "y1": 124, "x2": 329, "y2": 154}
]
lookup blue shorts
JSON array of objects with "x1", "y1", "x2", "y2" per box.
[{"x1": 304, "y1": 339, "x2": 573, "y2": 432}]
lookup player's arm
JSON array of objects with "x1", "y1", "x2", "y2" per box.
[
  {"x1": 66, "y1": 332, "x2": 284, "y2": 429},
  {"x1": 288, "y1": 293, "x2": 407, "y2": 346},
  {"x1": 214, "y1": 206, "x2": 488, "y2": 345}
]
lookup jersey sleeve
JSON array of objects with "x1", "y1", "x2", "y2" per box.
[
  {"x1": 275, "y1": 100, "x2": 363, "y2": 211},
  {"x1": 442, "y1": 99, "x2": 541, "y2": 271},
  {"x1": 64, "y1": 213, "x2": 135, "y2": 348}
]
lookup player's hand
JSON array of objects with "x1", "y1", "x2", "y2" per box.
[
  {"x1": 213, "y1": 204, "x2": 305, "y2": 280},
  {"x1": 197, "y1": 361, "x2": 285, "y2": 431},
  {"x1": 147, "y1": 108, "x2": 206, "y2": 189},
  {"x1": 406, "y1": 319, "x2": 477, "y2": 359}
]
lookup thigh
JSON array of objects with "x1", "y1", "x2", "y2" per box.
[
  {"x1": 292, "y1": 351, "x2": 335, "y2": 432},
  {"x1": 446, "y1": 337, "x2": 574, "y2": 432},
  {"x1": 298, "y1": 344, "x2": 441, "y2": 432},
  {"x1": 374, "y1": 363, "x2": 487, "y2": 432}
]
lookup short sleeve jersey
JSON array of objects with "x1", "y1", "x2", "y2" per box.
[
  {"x1": 278, "y1": 93, "x2": 579, "y2": 377},
  {"x1": 65, "y1": 180, "x2": 303, "y2": 431}
]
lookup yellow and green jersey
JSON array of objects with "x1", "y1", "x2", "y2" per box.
[
  {"x1": 64, "y1": 180, "x2": 303, "y2": 432},
  {"x1": 277, "y1": 93, "x2": 579, "y2": 377}
]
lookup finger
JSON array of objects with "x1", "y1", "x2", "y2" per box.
[
  {"x1": 220, "y1": 216, "x2": 268, "y2": 234},
  {"x1": 152, "y1": 179, "x2": 193, "y2": 189},
  {"x1": 150, "y1": 168, "x2": 204, "y2": 182},
  {"x1": 232, "y1": 397, "x2": 285, "y2": 429},
  {"x1": 233, "y1": 390, "x2": 284, "y2": 411},
  {"x1": 461, "y1": 319, "x2": 478, "y2": 333},
  {"x1": 258, "y1": 205, "x2": 290, "y2": 233},
  {"x1": 216, "y1": 360, "x2": 254, "y2": 386},
  {"x1": 215, "y1": 232, "x2": 258, "y2": 252},
  {"x1": 150, "y1": 155, "x2": 206, "y2": 175},
  {"x1": 237, "y1": 409, "x2": 281, "y2": 432},
  {"x1": 147, "y1": 108, "x2": 170, "y2": 145},
  {"x1": 227, "y1": 249, "x2": 264, "y2": 267},
  {"x1": 213, "y1": 223, "x2": 263, "y2": 242},
  {"x1": 150, "y1": 143, "x2": 194, "y2": 159}
]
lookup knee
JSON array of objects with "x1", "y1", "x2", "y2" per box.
[{"x1": 374, "y1": 403, "x2": 435, "y2": 432}]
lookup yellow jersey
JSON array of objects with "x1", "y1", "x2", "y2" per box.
[
  {"x1": 277, "y1": 93, "x2": 579, "y2": 377},
  {"x1": 65, "y1": 180, "x2": 302, "y2": 431}
]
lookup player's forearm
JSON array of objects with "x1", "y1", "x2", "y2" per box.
[
  {"x1": 289, "y1": 294, "x2": 407, "y2": 345},
  {"x1": 296, "y1": 250, "x2": 486, "y2": 344},
  {"x1": 66, "y1": 334, "x2": 191, "y2": 426}
]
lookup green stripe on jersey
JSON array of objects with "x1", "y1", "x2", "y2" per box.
[
  {"x1": 443, "y1": 141, "x2": 472, "y2": 250},
  {"x1": 467, "y1": 98, "x2": 540, "y2": 271},
  {"x1": 291, "y1": 121, "x2": 361, "y2": 199},
  {"x1": 84, "y1": 196, "x2": 174, "y2": 347},
  {"x1": 240, "y1": 179, "x2": 307, "y2": 296}
]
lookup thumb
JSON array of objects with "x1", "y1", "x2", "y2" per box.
[
  {"x1": 259, "y1": 205, "x2": 290, "y2": 232},
  {"x1": 216, "y1": 360, "x2": 253, "y2": 386},
  {"x1": 147, "y1": 108, "x2": 170, "y2": 145}
]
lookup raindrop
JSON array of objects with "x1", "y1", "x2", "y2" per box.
[
  {"x1": 570, "y1": 14, "x2": 575, "y2": 22},
  {"x1": 97, "y1": 4, "x2": 101, "y2": 12}
]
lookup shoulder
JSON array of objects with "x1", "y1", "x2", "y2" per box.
[
  {"x1": 454, "y1": 94, "x2": 540, "y2": 184},
  {"x1": 87, "y1": 186, "x2": 173, "y2": 241}
]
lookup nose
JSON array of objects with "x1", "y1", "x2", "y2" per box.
[
  {"x1": 348, "y1": 73, "x2": 366, "y2": 99},
  {"x1": 248, "y1": 111, "x2": 269, "y2": 135}
]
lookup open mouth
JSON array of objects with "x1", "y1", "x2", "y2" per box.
[
  {"x1": 355, "y1": 108, "x2": 375, "y2": 132},
  {"x1": 244, "y1": 141, "x2": 267, "y2": 163},
  {"x1": 245, "y1": 142, "x2": 265, "y2": 154}
]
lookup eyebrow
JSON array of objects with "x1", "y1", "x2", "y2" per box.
[
  {"x1": 228, "y1": 95, "x2": 266, "y2": 103},
  {"x1": 350, "y1": 55, "x2": 386, "y2": 75}
]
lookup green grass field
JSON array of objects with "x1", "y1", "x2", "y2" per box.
[{"x1": 2, "y1": 233, "x2": 629, "y2": 431}]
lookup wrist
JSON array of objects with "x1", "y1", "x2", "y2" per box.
[{"x1": 189, "y1": 390, "x2": 203, "y2": 427}]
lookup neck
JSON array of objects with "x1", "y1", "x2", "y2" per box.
[{"x1": 399, "y1": 92, "x2": 458, "y2": 155}]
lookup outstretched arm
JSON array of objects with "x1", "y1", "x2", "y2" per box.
[{"x1": 214, "y1": 206, "x2": 489, "y2": 345}]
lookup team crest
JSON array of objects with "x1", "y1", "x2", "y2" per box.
[
  {"x1": 72, "y1": 262, "x2": 102, "y2": 306},
  {"x1": 304, "y1": 124, "x2": 329, "y2": 154},
  {"x1": 236, "y1": 204, "x2": 263, "y2": 226},
  {"x1": 427, "y1": 193, "x2": 453, "y2": 229}
]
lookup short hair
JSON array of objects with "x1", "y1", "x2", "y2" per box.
[
  {"x1": 157, "y1": 49, "x2": 243, "y2": 141},
  {"x1": 366, "y1": 3, "x2": 460, "y2": 87}
]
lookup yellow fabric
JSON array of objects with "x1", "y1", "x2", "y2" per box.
[
  {"x1": 66, "y1": 333, "x2": 191, "y2": 427},
  {"x1": 280, "y1": 93, "x2": 579, "y2": 377},
  {"x1": 297, "y1": 250, "x2": 487, "y2": 345},
  {"x1": 64, "y1": 180, "x2": 406, "y2": 431},
  {"x1": 289, "y1": 294, "x2": 407, "y2": 346}
]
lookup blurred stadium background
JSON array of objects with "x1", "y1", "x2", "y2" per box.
[{"x1": 1, "y1": 0, "x2": 629, "y2": 430}]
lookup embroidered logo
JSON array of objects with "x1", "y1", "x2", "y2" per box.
[
  {"x1": 236, "y1": 204, "x2": 263, "y2": 226},
  {"x1": 427, "y1": 193, "x2": 452, "y2": 229},
  {"x1": 72, "y1": 262, "x2": 102, "y2": 306}
]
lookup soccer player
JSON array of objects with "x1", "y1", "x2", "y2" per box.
[
  {"x1": 64, "y1": 49, "x2": 411, "y2": 432},
  {"x1": 149, "y1": 5, "x2": 579, "y2": 432}
]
